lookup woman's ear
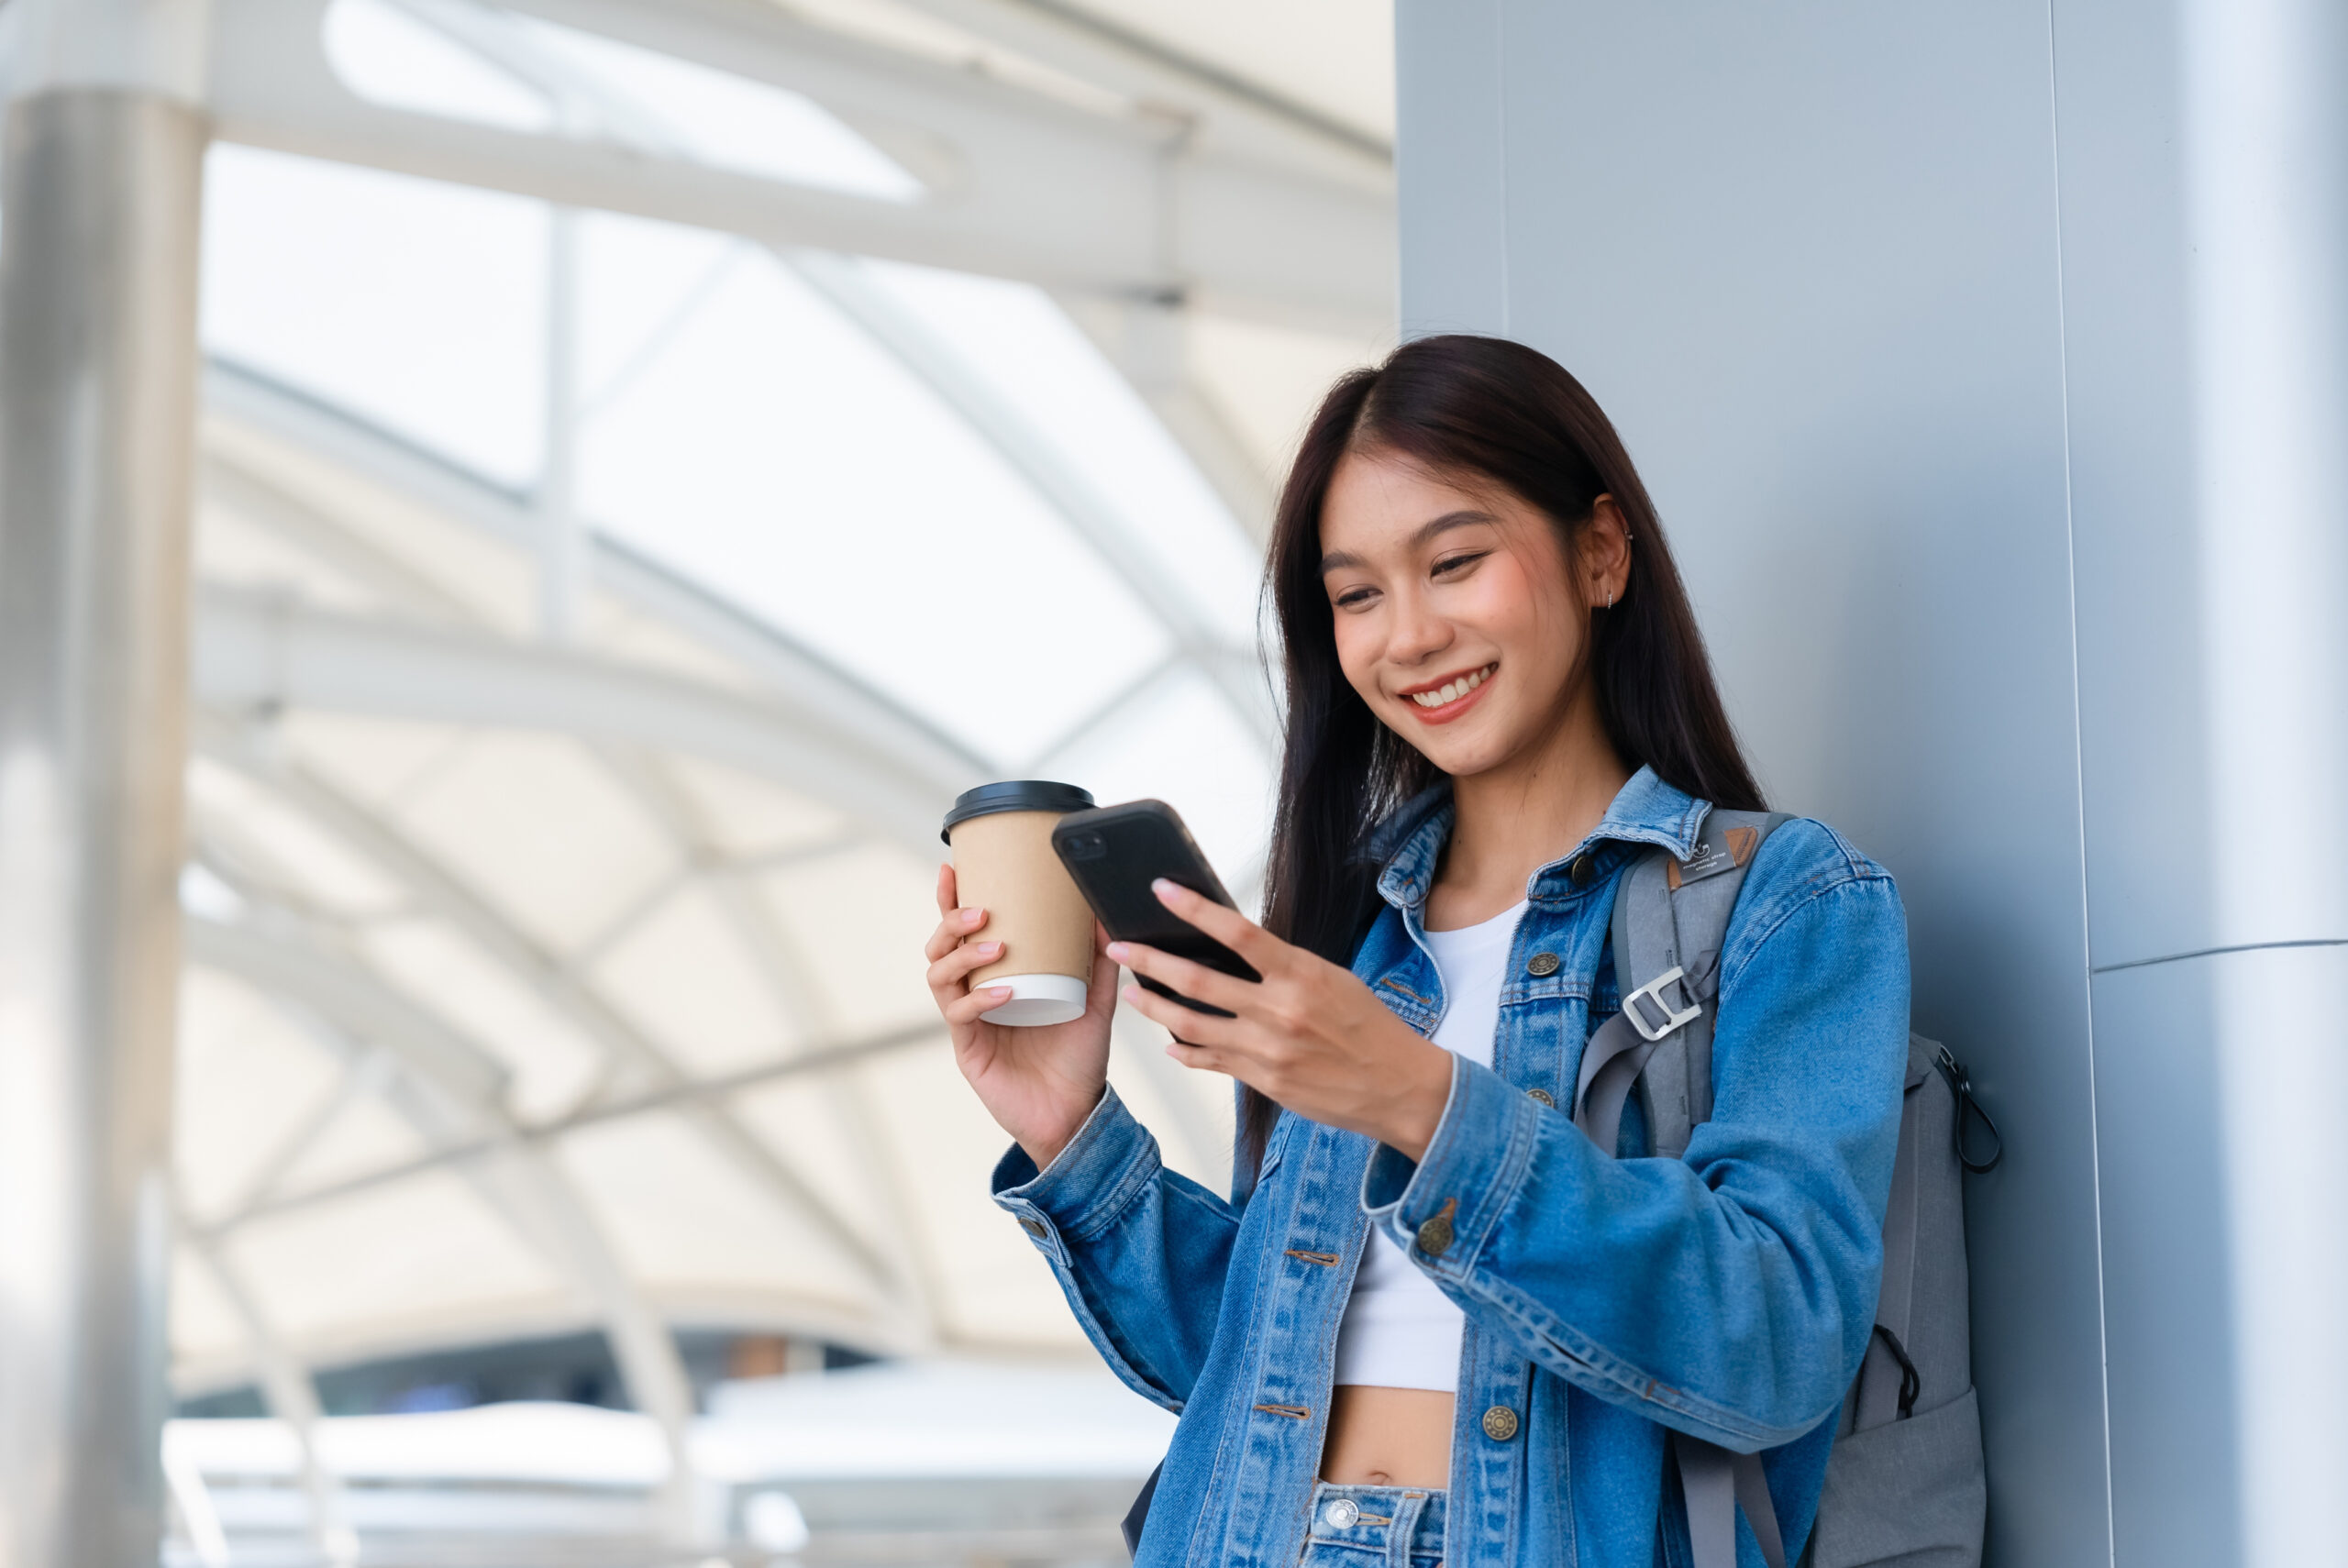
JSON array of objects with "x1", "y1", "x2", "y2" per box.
[{"x1": 1581, "y1": 495, "x2": 1634, "y2": 606}]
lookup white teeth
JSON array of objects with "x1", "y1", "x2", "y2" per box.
[{"x1": 1409, "y1": 665, "x2": 1493, "y2": 708}]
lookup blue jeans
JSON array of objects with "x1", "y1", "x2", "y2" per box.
[{"x1": 1300, "y1": 1484, "x2": 1445, "y2": 1568}]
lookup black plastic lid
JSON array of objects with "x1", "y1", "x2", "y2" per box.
[{"x1": 941, "y1": 779, "x2": 1095, "y2": 841}]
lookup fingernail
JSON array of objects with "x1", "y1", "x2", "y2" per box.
[
  {"x1": 1105, "y1": 941, "x2": 1130, "y2": 962},
  {"x1": 1122, "y1": 984, "x2": 1143, "y2": 1004},
  {"x1": 980, "y1": 941, "x2": 1002, "y2": 954},
  {"x1": 1152, "y1": 878, "x2": 1179, "y2": 899},
  {"x1": 962, "y1": 908, "x2": 984, "y2": 925},
  {"x1": 986, "y1": 987, "x2": 1012, "y2": 999}
]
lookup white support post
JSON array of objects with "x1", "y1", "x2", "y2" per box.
[
  {"x1": 537, "y1": 200, "x2": 586, "y2": 642},
  {"x1": 0, "y1": 3, "x2": 208, "y2": 1564},
  {"x1": 181, "y1": 1219, "x2": 358, "y2": 1568}
]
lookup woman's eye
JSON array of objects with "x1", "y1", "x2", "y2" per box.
[
  {"x1": 1432, "y1": 551, "x2": 1488, "y2": 578},
  {"x1": 1333, "y1": 587, "x2": 1378, "y2": 611}
]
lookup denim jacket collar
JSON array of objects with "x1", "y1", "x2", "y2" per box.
[{"x1": 1371, "y1": 764, "x2": 1711, "y2": 912}]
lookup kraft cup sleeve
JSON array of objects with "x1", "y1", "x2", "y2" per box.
[{"x1": 948, "y1": 809, "x2": 1097, "y2": 988}]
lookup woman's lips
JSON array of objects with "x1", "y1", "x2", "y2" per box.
[{"x1": 1398, "y1": 662, "x2": 1497, "y2": 724}]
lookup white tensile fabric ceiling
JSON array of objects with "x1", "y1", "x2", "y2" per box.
[{"x1": 174, "y1": 0, "x2": 1394, "y2": 1401}]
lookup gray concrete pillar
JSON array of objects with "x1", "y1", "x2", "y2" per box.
[
  {"x1": 1396, "y1": 3, "x2": 2348, "y2": 1564},
  {"x1": 0, "y1": 4, "x2": 207, "y2": 1562}
]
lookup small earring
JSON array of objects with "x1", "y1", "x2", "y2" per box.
[{"x1": 1605, "y1": 588, "x2": 1616, "y2": 609}]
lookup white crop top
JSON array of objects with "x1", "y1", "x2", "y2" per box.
[{"x1": 1331, "y1": 898, "x2": 1527, "y2": 1391}]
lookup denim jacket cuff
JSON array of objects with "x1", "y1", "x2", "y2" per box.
[
  {"x1": 991, "y1": 1087, "x2": 1161, "y2": 1262},
  {"x1": 1361, "y1": 1053, "x2": 1542, "y2": 1274}
]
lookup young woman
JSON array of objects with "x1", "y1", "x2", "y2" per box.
[{"x1": 923, "y1": 336, "x2": 1909, "y2": 1568}]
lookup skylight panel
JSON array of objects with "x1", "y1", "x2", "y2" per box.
[
  {"x1": 867, "y1": 261, "x2": 1266, "y2": 649},
  {"x1": 573, "y1": 216, "x2": 741, "y2": 418},
  {"x1": 200, "y1": 146, "x2": 548, "y2": 490},
  {"x1": 570, "y1": 223, "x2": 1171, "y2": 764},
  {"x1": 323, "y1": 0, "x2": 554, "y2": 133},
  {"x1": 1044, "y1": 667, "x2": 1273, "y2": 902},
  {"x1": 506, "y1": 13, "x2": 925, "y2": 203}
]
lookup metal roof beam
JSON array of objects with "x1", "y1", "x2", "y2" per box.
[
  {"x1": 592, "y1": 745, "x2": 947, "y2": 1342},
  {"x1": 196, "y1": 1010, "x2": 940, "y2": 1232},
  {"x1": 205, "y1": 0, "x2": 1393, "y2": 335},
  {"x1": 188, "y1": 911, "x2": 515, "y2": 1109},
  {"x1": 193, "y1": 583, "x2": 974, "y2": 857},
  {"x1": 183, "y1": 910, "x2": 704, "y2": 1539},
  {"x1": 206, "y1": 363, "x2": 993, "y2": 805},
  {"x1": 881, "y1": 0, "x2": 1391, "y2": 164},
  {"x1": 1057, "y1": 289, "x2": 1282, "y2": 538},
  {"x1": 204, "y1": 723, "x2": 904, "y2": 1296},
  {"x1": 176, "y1": 1215, "x2": 357, "y2": 1566},
  {"x1": 202, "y1": 452, "x2": 475, "y2": 623}
]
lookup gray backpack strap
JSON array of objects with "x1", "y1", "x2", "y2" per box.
[
  {"x1": 1571, "y1": 1007, "x2": 1667, "y2": 1159},
  {"x1": 1674, "y1": 1434, "x2": 1789, "y2": 1568},
  {"x1": 1582, "y1": 809, "x2": 1789, "y2": 1159},
  {"x1": 1734, "y1": 1451, "x2": 1789, "y2": 1568},
  {"x1": 1608, "y1": 818, "x2": 1988, "y2": 1568},
  {"x1": 1854, "y1": 1038, "x2": 1932, "y2": 1428},
  {"x1": 1674, "y1": 1435, "x2": 1737, "y2": 1568},
  {"x1": 1581, "y1": 808, "x2": 1791, "y2": 1568}
]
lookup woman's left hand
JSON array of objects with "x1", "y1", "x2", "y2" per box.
[{"x1": 1109, "y1": 879, "x2": 1456, "y2": 1161}]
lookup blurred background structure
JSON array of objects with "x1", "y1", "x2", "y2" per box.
[{"x1": 0, "y1": 1, "x2": 1392, "y2": 1563}]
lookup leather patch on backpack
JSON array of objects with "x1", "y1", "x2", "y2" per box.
[
  {"x1": 1666, "y1": 840, "x2": 1726, "y2": 889},
  {"x1": 1666, "y1": 823, "x2": 1764, "y2": 889}
]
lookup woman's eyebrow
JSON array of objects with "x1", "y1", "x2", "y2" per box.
[{"x1": 1319, "y1": 510, "x2": 1499, "y2": 574}]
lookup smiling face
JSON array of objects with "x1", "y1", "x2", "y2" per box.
[{"x1": 1318, "y1": 447, "x2": 1627, "y2": 781}]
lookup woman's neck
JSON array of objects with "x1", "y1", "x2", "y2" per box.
[{"x1": 1426, "y1": 698, "x2": 1631, "y2": 931}]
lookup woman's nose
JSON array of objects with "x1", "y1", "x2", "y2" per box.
[{"x1": 1387, "y1": 591, "x2": 1452, "y2": 663}]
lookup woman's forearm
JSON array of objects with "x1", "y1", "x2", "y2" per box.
[{"x1": 993, "y1": 1088, "x2": 1247, "y2": 1410}]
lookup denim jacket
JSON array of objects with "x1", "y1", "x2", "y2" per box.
[{"x1": 991, "y1": 768, "x2": 1911, "y2": 1568}]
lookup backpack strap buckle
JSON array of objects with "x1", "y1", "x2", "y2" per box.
[{"x1": 1623, "y1": 965, "x2": 1700, "y2": 1042}]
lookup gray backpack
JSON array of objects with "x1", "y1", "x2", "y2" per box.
[{"x1": 1576, "y1": 811, "x2": 1999, "y2": 1568}]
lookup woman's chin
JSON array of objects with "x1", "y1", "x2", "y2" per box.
[{"x1": 1397, "y1": 720, "x2": 1511, "y2": 778}]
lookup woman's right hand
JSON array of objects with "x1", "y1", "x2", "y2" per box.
[{"x1": 925, "y1": 864, "x2": 1117, "y2": 1171}]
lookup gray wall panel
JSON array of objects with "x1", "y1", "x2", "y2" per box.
[
  {"x1": 1397, "y1": 6, "x2": 2113, "y2": 1564},
  {"x1": 2087, "y1": 956, "x2": 2238, "y2": 1568},
  {"x1": 1392, "y1": 0, "x2": 1508, "y2": 338},
  {"x1": 2046, "y1": 0, "x2": 2213, "y2": 971}
]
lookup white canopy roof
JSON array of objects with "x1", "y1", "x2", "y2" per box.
[{"x1": 170, "y1": 0, "x2": 1395, "y2": 1409}]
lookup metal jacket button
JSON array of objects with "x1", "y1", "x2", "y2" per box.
[
  {"x1": 1482, "y1": 1406, "x2": 1520, "y2": 1441},
  {"x1": 1526, "y1": 951, "x2": 1561, "y2": 977},
  {"x1": 1415, "y1": 1197, "x2": 1457, "y2": 1257},
  {"x1": 1322, "y1": 1498, "x2": 1360, "y2": 1529},
  {"x1": 1019, "y1": 1218, "x2": 1048, "y2": 1238},
  {"x1": 1568, "y1": 854, "x2": 1596, "y2": 886},
  {"x1": 1526, "y1": 1088, "x2": 1555, "y2": 1107}
]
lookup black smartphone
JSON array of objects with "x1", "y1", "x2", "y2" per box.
[{"x1": 1053, "y1": 800, "x2": 1261, "y2": 1016}]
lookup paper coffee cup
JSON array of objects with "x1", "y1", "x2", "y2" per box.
[{"x1": 943, "y1": 780, "x2": 1097, "y2": 1027}]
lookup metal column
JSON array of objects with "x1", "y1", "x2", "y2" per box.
[{"x1": 0, "y1": 56, "x2": 207, "y2": 1568}]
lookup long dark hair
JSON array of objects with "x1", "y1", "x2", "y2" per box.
[{"x1": 1243, "y1": 335, "x2": 1764, "y2": 1174}]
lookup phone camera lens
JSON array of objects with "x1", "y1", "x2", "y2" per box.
[{"x1": 1063, "y1": 832, "x2": 1107, "y2": 861}]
